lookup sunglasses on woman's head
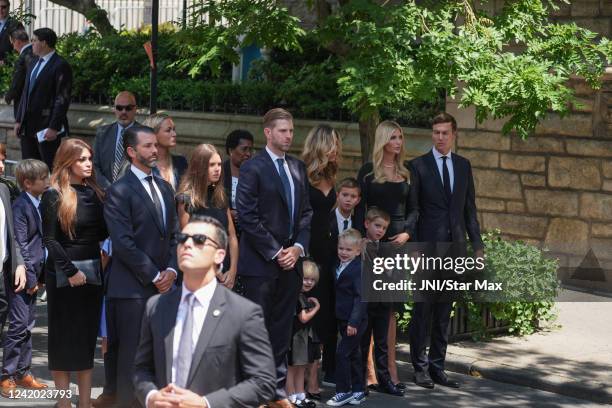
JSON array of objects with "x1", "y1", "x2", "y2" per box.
[{"x1": 177, "y1": 232, "x2": 219, "y2": 248}]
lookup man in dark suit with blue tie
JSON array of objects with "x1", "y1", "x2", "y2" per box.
[
  {"x1": 408, "y1": 112, "x2": 484, "y2": 390},
  {"x1": 236, "y1": 108, "x2": 313, "y2": 408},
  {"x1": 4, "y1": 29, "x2": 34, "y2": 119},
  {"x1": 0, "y1": 0, "x2": 23, "y2": 63},
  {"x1": 14, "y1": 27, "x2": 72, "y2": 170},
  {"x1": 93, "y1": 91, "x2": 140, "y2": 189},
  {"x1": 101, "y1": 125, "x2": 178, "y2": 408}
]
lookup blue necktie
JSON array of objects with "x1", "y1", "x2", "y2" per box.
[
  {"x1": 276, "y1": 158, "x2": 293, "y2": 235},
  {"x1": 28, "y1": 59, "x2": 43, "y2": 96},
  {"x1": 442, "y1": 156, "x2": 452, "y2": 201}
]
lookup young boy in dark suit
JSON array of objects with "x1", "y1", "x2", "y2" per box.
[
  {"x1": 1, "y1": 159, "x2": 49, "y2": 394},
  {"x1": 327, "y1": 228, "x2": 367, "y2": 406},
  {"x1": 330, "y1": 178, "x2": 362, "y2": 248}
]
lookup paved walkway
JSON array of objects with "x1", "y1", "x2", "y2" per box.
[
  {"x1": 1, "y1": 288, "x2": 609, "y2": 406},
  {"x1": 398, "y1": 288, "x2": 612, "y2": 404}
]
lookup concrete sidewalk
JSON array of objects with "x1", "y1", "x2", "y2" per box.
[{"x1": 397, "y1": 288, "x2": 612, "y2": 404}]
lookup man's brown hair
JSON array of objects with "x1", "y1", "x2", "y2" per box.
[
  {"x1": 431, "y1": 112, "x2": 457, "y2": 132},
  {"x1": 263, "y1": 108, "x2": 293, "y2": 130}
]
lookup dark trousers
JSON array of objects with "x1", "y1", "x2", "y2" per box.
[
  {"x1": 360, "y1": 305, "x2": 391, "y2": 385},
  {"x1": 2, "y1": 285, "x2": 36, "y2": 379},
  {"x1": 104, "y1": 297, "x2": 146, "y2": 407},
  {"x1": 409, "y1": 301, "x2": 453, "y2": 373},
  {"x1": 336, "y1": 320, "x2": 366, "y2": 394},
  {"x1": 20, "y1": 134, "x2": 61, "y2": 171},
  {"x1": 0, "y1": 261, "x2": 9, "y2": 338},
  {"x1": 242, "y1": 270, "x2": 301, "y2": 401}
]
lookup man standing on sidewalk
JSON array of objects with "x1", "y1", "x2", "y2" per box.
[{"x1": 408, "y1": 112, "x2": 484, "y2": 390}]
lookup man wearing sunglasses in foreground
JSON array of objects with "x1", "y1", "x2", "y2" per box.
[
  {"x1": 93, "y1": 91, "x2": 141, "y2": 189},
  {"x1": 134, "y1": 215, "x2": 276, "y2": 408}
]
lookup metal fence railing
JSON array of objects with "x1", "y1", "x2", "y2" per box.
[{"x1": 10, "y1": 0, "x2": 201, "y2": 36}]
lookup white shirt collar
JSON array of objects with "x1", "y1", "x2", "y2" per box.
[
  {"x1": 19, "y1": 43, "x2": 32, "y2": 56},
  {"x1": 25, "y1": 192, "x2": 41, "y2": 208},
  {"x1": 335, "y1": 207, "x2": 351, "y2": 222},
  {"x1": 130, "y1": 164, "x2": 153, "y2": 180},
  {"x1": 38, "y1": 50, "x2": 55, "y2": 63},
  {"x1": 265, "y1": 146, "x2": 285, "y2": 162},
  {"x1": 181, "y1": 278, "x2": 217, "y2": 307},
  {"x1": 118, "y1": 121, "x2": 136, "y2": 132},
  {"x1": 432, "y1": 147, "x2": 452, "y2": 160}
]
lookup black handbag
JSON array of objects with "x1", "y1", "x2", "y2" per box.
[{"x1": 55, "y1": 259, "x2": 102, "y2": 288}]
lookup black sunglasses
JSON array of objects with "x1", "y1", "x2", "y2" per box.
[
  {"x1": 115, "y1": 104, "x2": 135, "y2": 112},
  {"x1": 177, "y1": 232, "x2": 220, "y2": 248}
]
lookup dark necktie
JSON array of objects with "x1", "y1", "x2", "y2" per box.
[
  {"x1": 442, "y1": 156, "x2": 452, "y2": 201},
  {"x1": 175, "y1": 293, "x2": 194, "y2": 387},
  {"x1": 28, "y1": 59, "x2": 43, "y2": 96},
  {"x1": 276, "y1": 158, "x2": 293, "y2": 235},
  {"x1": 112, "y1": 127, "x2": 126, "y2": 181},
  {"x1": 145, "y1": 176, "x2": 165, "y2": 231},
  {"x1": 343, "y1": 219, "x2": 349, "y2": 231}
]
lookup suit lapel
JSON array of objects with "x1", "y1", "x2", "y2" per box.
[
  {"x1": 163, "y1": 289, "x2": 182, "y2": 385},
  {"x1": 29, "y1": 54, "x2": 56, "y2": 97},
  {"x1": 159, "y1": 180, "x2": 175, "y2": 233},
  {"x1": 125, "y1": 171, "x2": 165, "y2": 233},
  {"x1": 263, "y1": 153, "x2": 290, "y2": 212},
  {"x1": 425, "y1": 150, "x2": 447, "y2": 202},
  {"x1": 286, "y1": 157, "x2": 301, "y2": 225},
  {"x1": 23, "y1": 193, "x2": 42, "y2": 234},
  {"x1": 186, "y1": 284, "x2": 227, "y2": 386},
  {"x1": 451, "y1": 155, "x2": 465, "y2": 205}
]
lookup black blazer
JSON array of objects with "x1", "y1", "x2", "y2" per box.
[
  {"x1": 15, "y1": 52, "x2": 72, "y2": 138},
  {"x1": 104, "y1": 170, "x2": 178, "y2": 299},
  {"x1": 5, "y1": 44, "x2": 35, "y2": 118},
  {"x1": 408, "y1": 150, "x2": 483, "y2": 250},
  {"x1": 329, "y1": 209, "x2": 360, "y2": 251},
  {"x1": 334, "y1": 256, "x2": 366, "y2": 326},
  {"x1": 236, "y1": 150, "x2": 312, "y2": 278},
  {"x1": 93, "y1": 121, "x2": 141, "y2": 189},
  {"x1": 133, "y1": 283, "x2": 276, "y2": 407},
  {"x1": 0, "y1": 18, "x2": 22, "y2": 62},
  {"x1": 0, "y1": 184, "x2": 24, "y2": 286},
  {"x1": 12, "y1": 192, "x2": 44, "y2": 289}
]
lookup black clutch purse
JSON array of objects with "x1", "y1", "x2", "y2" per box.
[{"x1": 55, "y1": 259, "x2": 102, "y2": 288}]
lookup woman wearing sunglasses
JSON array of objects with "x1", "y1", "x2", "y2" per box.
[{"x1": 176, "y1": 144, "x2": 239, "y2": 289}]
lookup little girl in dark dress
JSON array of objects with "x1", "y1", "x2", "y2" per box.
[{"x1": 287, "y1": 260, "x2": 321, "y2": 407}]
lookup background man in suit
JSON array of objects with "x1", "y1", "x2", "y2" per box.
[
  {"x1": 236, "y1": 108, "x2": 312, "y2": 408},
  {"x1": 93, "y1": 91, "x2": 139, "y2": 189},
  {"x1": 1, "y1": 159, "x2": 48, "y2": 396},
  {"x1": 0, "y1": 0, "x2": 23, "y2": 63},
  {"x1": 4, "y1": 29, "x2": 34, "y2": 119},
  {"x1": 408, "y1": 112, "x2": 484, "y2": 390},
  {"x1": 134, "y1": 215, "x2": 276, "y2": 408},
  {"x1": 14, "y1": 27, "x2": 72, "y2": 170},
  {"x1": 100, "y1": 126, "x2": 178, "y2": 408}
]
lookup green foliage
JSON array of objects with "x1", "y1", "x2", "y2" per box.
[{"x1": 397, "y1": 231, "x2": 559, "y2": 339}]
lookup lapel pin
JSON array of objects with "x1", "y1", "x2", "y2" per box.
[{"x1": 212, "y1": 309, "x2": 221, "y2": 317}]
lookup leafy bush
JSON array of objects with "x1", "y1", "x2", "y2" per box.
[{"x1": 397, "y1": 231, "x2": 559, "y2": 339}]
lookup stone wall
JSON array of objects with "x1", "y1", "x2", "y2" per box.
[{"x1": 448, "y1": 68, "x2": 612, "y2": 290}]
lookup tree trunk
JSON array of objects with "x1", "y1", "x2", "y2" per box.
[
  {"x1": 358, "y1": 109, "x2": 380, "y2": 164},
  {"x1": 49, "y1": 0, "x2": 115, "y2": 36}
]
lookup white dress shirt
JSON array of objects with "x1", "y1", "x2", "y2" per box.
[
  {"x1": 336, "y1": 260, "x2": 351, "y2": 280},
  {"x1": 432, "y1": 148, "x2": 455, "y2": 192},
  {"x1": 335, "y1": 208, "x2": 352, "y2": 233},
  {"x1": 145, "y1": 281, "x2": 216, "y2": 408},
  {"x1": 30, "y1": 50, "x2": 56, "y2": 83},
  {"x1": 265, "y1": 146, "x2": 304, "y2": 258}
]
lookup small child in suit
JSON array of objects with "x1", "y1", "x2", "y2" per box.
[
  {"x1": 1, "y1": 159, "x2": 49, "y2": 392},
  {"x1": 331, "y1": 178, "x2": 362, "y2": 246},
  {"x1": 287, "y1": 260, "x2": 321, "y2": 407},
  {"x1": 360, "y1": 208, "x2": 403, "y2": 396},
  {"x1": 326, "y1": 228, "x2": 367, "y2": 406}
]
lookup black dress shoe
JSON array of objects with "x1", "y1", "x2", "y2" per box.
[
  {"x1": 378, "y1": 380, "x2": 404, "y2": 396},
  {"x1": 305, "y1": 392, "x2": 320, "y2": 401},
  {"x1": 430, "y1": 370, "x2": 460, "y2": 388},
  {"x1": 367, "y1": 384, "x2": 379, "y2": 391},
  {"x1": 394, "y1": 382, "x2": 407, "y2": 390},
  {"x1": 414, "y1": 371, "x2": 434, "y2": 389}
]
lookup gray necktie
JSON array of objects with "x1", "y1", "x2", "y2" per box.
[
  {"x1": 175, "y1": 293, "x2": 194, "y2": 387},
  {"x1": 112, "y1": 127, "x2": 126, "y2": 181}
]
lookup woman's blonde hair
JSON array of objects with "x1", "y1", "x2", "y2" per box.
[
  {"x1": 371, "y1": 120, "x2": 409, "y2": 183},
  {"x1": 302, "y1": 124, "x2": 341, "y2": 186},
  {"x1": 51, "y1": 139, "x2": 104, "y2": 239},
  {"x1": 143, "y1": 113, "x2": 172, "y2": 133}
]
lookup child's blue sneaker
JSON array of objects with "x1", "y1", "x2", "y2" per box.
[
  {"x1": 349, "y1": 392, "x2": 366, "y2": 405},
  {"x1": 326, "y1": 392, "x2": 355, "y2": 406}
]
